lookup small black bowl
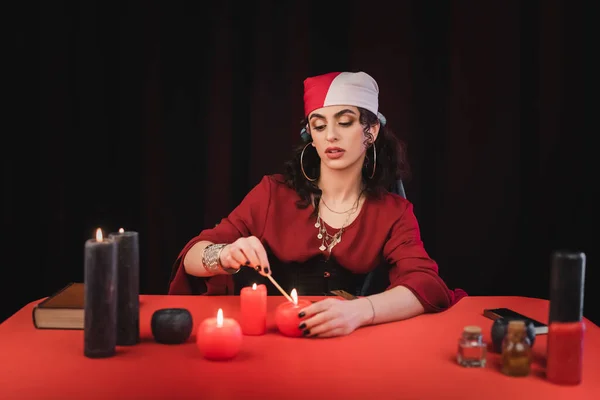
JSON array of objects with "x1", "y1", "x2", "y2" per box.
[
  {"x1": 490, "y1": 318, "x2": 536, "y2": 353},
  {"x1": 151, "y1": 308, "x2": 193, "y2": 344}
]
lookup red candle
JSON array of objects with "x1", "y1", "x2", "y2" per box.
[
  {"x1": 196, "y1": 309, "x2": 242, "y2": 361},
  {"x1": 240, "y1": 283, "x2": 267, "y2": 335},
  {"x1": 274, "y1": 289, "x2": 311, "y2": 337}
]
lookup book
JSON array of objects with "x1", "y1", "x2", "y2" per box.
[
  {"x1": 32, "y1": 282, "x2": 84, "y2": 330},
  {"x1": 330, "y1": 290, "x2": 358, "y2": 300},
  {"x1": 483, "y1": 307, "x2": 548, "y2": 335}
]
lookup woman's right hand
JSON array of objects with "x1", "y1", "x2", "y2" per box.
[{"x1": 219, "y1": 236, "x2": 271, "y2": 276}]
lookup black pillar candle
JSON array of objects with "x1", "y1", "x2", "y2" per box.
[
  {"x1": 84, "y1": 228, "x2": 117, "y2": 358},
  {"x1": 109, "y1": 229, "x2": 140, "y2": 345}
]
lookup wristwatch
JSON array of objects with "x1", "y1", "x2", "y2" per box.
[{"x1": 202, "y1": 243, "x2": 240, "y2": 275}]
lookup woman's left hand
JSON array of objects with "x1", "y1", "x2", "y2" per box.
[{"x1": 298, "y1": 298, "x2": 373, "y2": 338}]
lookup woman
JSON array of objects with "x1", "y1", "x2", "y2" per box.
[{"x1": 169, "y1": 71, "x2": 467, "y2": 337}]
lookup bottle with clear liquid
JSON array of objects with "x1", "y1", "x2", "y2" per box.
[
  {"x1": 457, "y1": 325, "x2": 487, "y2": 367},
  {"x1": 501, "y1": 320, "x2": 532, "y2": 376}
]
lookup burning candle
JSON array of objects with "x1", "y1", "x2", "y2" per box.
[
  {"x1": 274, "y1": 289, "x2": 311, "y2": 337},
  {"x1": 108, "y1": 227, "x2": 140, "y2": 346},
  {"x1": 240, "y1": 283, "x2": 267, "y2": 335},
  {"x1": 196, "y1": 309, "x2": 242, "y2": 361},
  {"x1": 84, "y1": 228, "x2": 117, "y2": 358}
]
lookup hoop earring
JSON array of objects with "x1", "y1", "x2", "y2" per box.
[
  {"x1": 368, "y1": 142, "x2": 376, "y2": 179},
  {"x1": 300, "y1": 142, "x2": 318, "y2": 182}
]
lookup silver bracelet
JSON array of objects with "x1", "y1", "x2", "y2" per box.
[
  {"x1": 365, "y1": 297, "x2": 376, "y2": 325},
  {"x1": 202, "y1": 243, "x2": 240, "y2": 275}
]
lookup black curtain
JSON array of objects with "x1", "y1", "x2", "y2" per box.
[{"x1": 4, "y1": 0, "x2": 597, "y2": 324}]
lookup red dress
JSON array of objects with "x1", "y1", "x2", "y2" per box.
[{"x1": 168, "y1": 174, "x2": 467, "y2": 312}]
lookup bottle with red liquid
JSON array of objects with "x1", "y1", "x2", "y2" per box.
[{"x1": 546, "y1": 251, "x2": 586, "y2": 385}]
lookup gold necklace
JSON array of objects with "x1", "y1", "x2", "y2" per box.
[
  {"x1": 314, "y1": 193, "x2": 362, "y2": 253},
  {"x1": 320, "y1": 197, "x2": 359, "y2": 214}
]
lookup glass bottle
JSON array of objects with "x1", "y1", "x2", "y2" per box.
[
  {"x1": 547, "y1": 251, "x2": 586, "y2": 385},
  {"x1": 457, "y1": 325, "x2": 487, "y2": 367},
  {"x1": 501, "y1": 320, "x2": 532, "y2": 376}
]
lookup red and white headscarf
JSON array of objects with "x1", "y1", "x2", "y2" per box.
[
  {"x1": 303, "y1": 71, "x2": 379, "y2": 117},
  {"x1": 300, "y1": 71, "x2": 386, "y2": 141}
]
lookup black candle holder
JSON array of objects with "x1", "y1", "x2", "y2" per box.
[
  {"x1": 151, "y1": 308, "x2": 193, "y2": 344},
  {"x1": 490, "y1": 318, "x2": 536, "y2": 353}
]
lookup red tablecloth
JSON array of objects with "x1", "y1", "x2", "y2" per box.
[{"x1": 0, "y1": 295, "x2": 598, "y2": 399}]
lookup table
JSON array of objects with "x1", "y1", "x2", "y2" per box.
[{"x1": 1, "y1": 295, "x2": 598, "y2": 400}]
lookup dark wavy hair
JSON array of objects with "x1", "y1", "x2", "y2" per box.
[{"x1": 281, "y1": 107, "x2": 410, "y2": 213}]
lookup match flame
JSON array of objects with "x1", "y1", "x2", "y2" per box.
[
  {"x1": 96, "y1": 228, "x2": 103, "y2": 242},
  {"x1": 119, "y1": 228, "x2": 124, "y2": 233},
  {"x1": 291, "y1": 288, "x2": 298, "y2": 305},
  {"x1": 216, "y1": 308, "x2": 223, "y2": 328},
  {"x1": 252, "y1": 283, "x2": 257, "y2": 290}
]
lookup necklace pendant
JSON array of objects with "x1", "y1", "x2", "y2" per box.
[
  {"x1": 319, "y1": 245, "x2": 326, "y2": 251},
  {"x1": 314, "y1": 222, "x2": 320, "y2": 228},
  {"x1": 317, "y1": 233, "x2": 323, "y2": 239}
]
